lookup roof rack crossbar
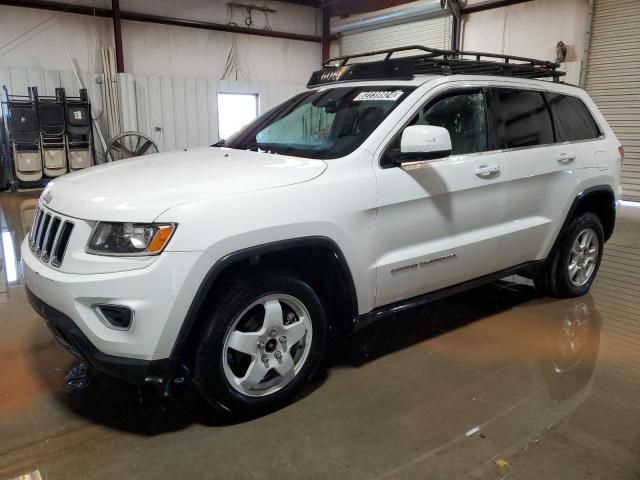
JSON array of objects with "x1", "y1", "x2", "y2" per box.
[
  {"x1": 310, "y1": 45, "x2": 565, "y2": 87},
  {"x1": 325, "y1": 45, "x2": 448, "y2": 68}
]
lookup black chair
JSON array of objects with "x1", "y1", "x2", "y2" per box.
[
  {"x1": 64, "y1": 88, "x2": 93, "y2": 170},
  {"x1": 4, "y1": 86, "x2": 42, "y2": 182},
  {"x1": 36, "y1": 87, "x2": 68, "y2": 177}
]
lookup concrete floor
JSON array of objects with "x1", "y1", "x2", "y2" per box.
[{"x1": 0, "y1": 191, "x2": 639, "y2": 480}]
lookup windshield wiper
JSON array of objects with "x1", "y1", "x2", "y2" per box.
[
  {"x1": 212, "y1": 139, "x2": 226, "y2": 147},
  {"x1": 244, "y1": 144, "x2": 280, "y2": 154}
]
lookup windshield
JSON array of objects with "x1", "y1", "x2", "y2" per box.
[{"x1": 217, "y1": 86, "x2": 415, "y2": 159}]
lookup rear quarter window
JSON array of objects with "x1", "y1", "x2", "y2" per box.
[{"x1": 548, "y1": 93, "x2": 601, "y2": 142}]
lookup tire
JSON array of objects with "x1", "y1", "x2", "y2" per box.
[
  {"x1": 535, "y1": 212, "x2": 604, "y2": 298},
  {"x1": 193, "y1": 268, "x2": 327, "y2": 416}
]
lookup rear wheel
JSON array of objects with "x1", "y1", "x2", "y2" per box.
[
  {"x1": 535, "y1": 212, "x2": 604, "y2": 298},
  {"x1": 194, "y1": 269, "x2": 327, "y2": 415}
]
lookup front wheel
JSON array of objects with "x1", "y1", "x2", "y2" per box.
[
  {"x1": 194, "y1": 269, "x2": 327, "y2": 415},
  {"x1": 535, "y1": 212, "x2": 604, "y2": 298}
]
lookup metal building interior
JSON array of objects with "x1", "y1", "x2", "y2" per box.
[{"x1": 0, "y1": 0, "x2": 639, "y2": 478}]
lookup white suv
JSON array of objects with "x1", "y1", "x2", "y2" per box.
[{"x1": 22, "y1": 48, "x2": 623, "y2": 415}]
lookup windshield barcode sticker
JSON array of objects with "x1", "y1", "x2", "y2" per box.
[{"x1": 353, "y1": 90, "x2": 404, "y2": 102}]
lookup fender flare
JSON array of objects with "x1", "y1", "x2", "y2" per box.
[
  {"x1": 547, "y1": 185, "x2": 616, "y2": 261},
  {"x1": 162, "y1": 236, "x2": 359, "y2": 392}
]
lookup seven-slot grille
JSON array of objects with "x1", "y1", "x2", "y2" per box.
[{"x1": 29, "y1": 206, "x2": 74, "y2": 267}]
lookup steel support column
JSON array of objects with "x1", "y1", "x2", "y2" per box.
[
  {"x1": 321, "y1": 7, "x2": 331, "y2": 63},
  {"x1": 112, "y1": 0, "x2": 124, "y2": 73}
]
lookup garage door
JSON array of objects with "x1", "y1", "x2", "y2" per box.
[
  {"x1": 340, "y1": 16, "x2": 452, "y2": 57},
  {"x1": 585, "y1": 0, "x2": 640, "y2": 201}
]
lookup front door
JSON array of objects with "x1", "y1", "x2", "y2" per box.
[{"x1": 374, "y1": 87, "x2": 507, "y2": 307}]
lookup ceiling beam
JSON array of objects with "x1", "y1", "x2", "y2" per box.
[
  {"x1": 272, "y1": 0, "x2": 320, "y2": 7},
  {"x1": 0, "y1": 0, "x2": 321, "y2": 43},
  {"x1": 460, "y1": 0, "x2": 534, "y2": 15},
  {"x1": 326, "y1": 0, "x2": 418, "y2": 18}
]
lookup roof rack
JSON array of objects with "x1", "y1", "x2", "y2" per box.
[{"x1": 307, "y1": 45, "x2": 565, "y2": 87}]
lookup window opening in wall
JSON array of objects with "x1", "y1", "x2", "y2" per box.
[{"x1": 217, "y1": 93, "x2": 259, "y2": 140}]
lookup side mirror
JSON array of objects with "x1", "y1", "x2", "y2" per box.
[{"x1": 389, "y1": 125, "x2": 452, "y2": 166}]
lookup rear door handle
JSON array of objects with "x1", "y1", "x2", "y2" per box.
[
  {"x1": 557, "y1": 153, "x2": 576, "y2": 164},
  {"x1": 475, "y1": 164, "x2": 500, "y2": 178}
]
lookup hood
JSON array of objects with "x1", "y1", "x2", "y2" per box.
[{"x1": 43, "y1": 147, "x2": 327, "y2": 222}]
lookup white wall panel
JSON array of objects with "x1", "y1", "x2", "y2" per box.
[
  {"x1": 207, "y1": 79, "x2": 220, "y2": 146},
  {"x1": 42, "y1": 70, "x2": 61, "y2": 96},
  {"x1": 58, "y1": 71, "x2": 75, "y2": 95},
  {"x1": 172, "y1": 77, "x2": 188, "y2": 151},
  {"x1": 146, "y1": 75, "x2": 164, "y2": 151},
  {"x1": 9, "y1": 67, "x2": 28, "y2": 96},
  {"x1": 0, "y1": 67, "x2": 11, "y2": 95},
  {"x1": 184, "y1": 78, "x2": 199, "y2": 149},
  {"x1": 160, "y1": 76, "x2": 176, "y2": 152},
  {"x1": 118, "y1": 72, "x2": 137, "y2": 132},
  {"x1": 129, "y1": 75, "x2": 305, "y2": 150},
  {"x1": 134, "y1": 74, "x2": 150, "y2": 137},
  {"x1": 26, "y1": 69, "x2": 45, "y2": 94},
  {"x1": 195, "y1": 78, "x2": 209, "y2": 146}
]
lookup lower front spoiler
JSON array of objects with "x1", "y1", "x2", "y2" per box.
[{"x1": 26, "y1": 286, "x2": 169, "y2": 387}]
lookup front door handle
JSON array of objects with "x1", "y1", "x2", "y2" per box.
[
  {"x1": 557, "y1": 153, "x2": 576, "y2": 164},
  {"x1": 475, "y1": 164, "x2": 500, "y2": 178}
]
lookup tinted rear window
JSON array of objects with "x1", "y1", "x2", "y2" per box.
[
  {"x1": 548, "y1": 93, "x2": 601, "y2": 142},
  {"x1": 497, "y1": 89, "x2": 554, "y2": 148}
]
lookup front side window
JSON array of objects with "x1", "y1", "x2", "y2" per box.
[
  {"x1": 383, "y1": 90, "x2": 488, "y2": 164},
  {"x1": 219, "y1": 86, "x2": 414, "y2": 160},
  {"x1": 548, "y1": 93, "x2": 601, "y2": 142},
  {"x1": 416, "y1": 92, "x2": 488, "y2": 155},
  {"x1": 497, "y1": 89, "x2": 554, "y2": 148}
]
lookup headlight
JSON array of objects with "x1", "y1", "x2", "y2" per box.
[{"x1": 87, "y1": 222, "x2": 176, "y2": 256}]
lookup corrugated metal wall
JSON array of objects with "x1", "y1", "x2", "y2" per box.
[
  {"x1": 585, "y1": 0, "x2": 640, "y2": 201},
  {"x1": 1, "y1": 66, "x2": 304, "y2": 159},
  {"x1": 126, "y1": 74, "x2": 303, "y2": 151},
  {"x1": 340, "y1": 16, "x2": 451, "y2": 56}
]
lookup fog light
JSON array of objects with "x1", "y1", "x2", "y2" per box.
[{"x1": 93, "y1": 304, "x2": 134, "y2": 330}]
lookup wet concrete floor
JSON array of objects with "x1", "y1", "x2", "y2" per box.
[{"x1": 0, "y1": 190, "x2": 639, "y2": 479}]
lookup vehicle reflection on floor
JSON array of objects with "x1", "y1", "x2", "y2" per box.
[{"x1": 0, "y1": 191, "x2": 639, "y2": 480}]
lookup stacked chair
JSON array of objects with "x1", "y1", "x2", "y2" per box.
[
  {"x1": 64, "y1": 89, "x2": 94, "y2": 171},
  {"x1": 3, "y1": 86, "x2": 43, "y2": 184},
  {"x1": 0, "y1": 85, "x2": 94, "y2": 190},
  {"x1": 36, "y1": 87, "x2": 68, "y2": 178}
]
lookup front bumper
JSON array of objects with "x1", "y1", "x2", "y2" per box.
[
  {"x1": 26, "y1": 287, "x2": 167, "y2": 384},
  {"x1": 22, "y1": 237, "x2": 210, "y2": 384}
]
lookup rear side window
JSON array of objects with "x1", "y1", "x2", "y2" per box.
[
  {"x1": 497, "y1": 89, "x2": 554, "y2": 148},
  {"x1": 548, "y1": 93, "x2": 601, "y2": 142}
]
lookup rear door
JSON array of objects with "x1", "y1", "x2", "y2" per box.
[
  {"x1": 495, "y1": 87, "x2": 580, "y2": 268},
  {"x1": 374, "y1": 86, "x2": 507, "y2": 307}
]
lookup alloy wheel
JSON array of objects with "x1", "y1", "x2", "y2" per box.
[
  {"x1": 221, "y1": 293, "x2": 313, "y2": 397},
  {"x1": 568, "y1": 228, "x2": 599, "y2": 287}
]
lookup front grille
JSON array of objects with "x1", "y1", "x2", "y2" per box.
[{"x1": 29, "y1": 206, "x2": 74, "y2": 267}]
